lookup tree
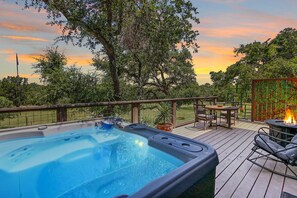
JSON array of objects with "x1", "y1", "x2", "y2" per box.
[
  {"x1": 270, "y1": 28, "x2": 297, "y2": 59},
  {"x1": 209, "y1": 27, "x2": 297, "y2": 102},
  {"x1": 24, "y1": 83, "x2": 47, "y2": 105},
  {"x1": 119, "y1": 1, "x2": 199, "y2": 98},
  {"x1": 234, "y1": 28, "x2": 297, "y2": 70},
  {"x1": 0, "y1": 96, "x2": 13, "y2": 121},
  {"x1": 60, "y1": 67, "x2": 104, "y2": 103},
  {"x1": 33, "y1": 47, "x2": 112, "y2": 104},
  {"x1": 145, "y1": 49, "x2": 197, "y2": 97},
  {"x1": 0, "y1": 96, "x2": 13, "y2": 108},
  {"x1": 0, "y1": 76, "x2": 29, "y2": 106},
  {"x1": 23, "y1": 0, "x2": 199, "y2": 100},
  {"x1": 33, "y1": 46, "x2": 67, "y2": 83},
  {"x1": 96, "y1": 0, "x2": 199, "y2": 99},
  {"x1": 32, "y1": 47, "x2": 68, "y2": 103},
  {"x1": 262, "y1": 57, "x2": 297, "y2": 78}
]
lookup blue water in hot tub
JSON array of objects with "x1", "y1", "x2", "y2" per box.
[{"x1": 0, "y1": 127, "x2": 184, "y2": 198}]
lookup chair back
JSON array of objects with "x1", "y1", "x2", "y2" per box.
[
  {"x1": 194, "y1": 104, "x2": 206, "y2": 114},
  {"x1": 231, "y1": 101, "x2": 240, "y2": 107}
]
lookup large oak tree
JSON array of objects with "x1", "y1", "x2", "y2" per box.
[{"x1": 23, "y1": 0, "x2": 199, "y2": 100}]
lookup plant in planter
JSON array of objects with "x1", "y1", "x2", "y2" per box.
[{"x1": 154, "y1": 103, "x2": 173, "y2": 132}]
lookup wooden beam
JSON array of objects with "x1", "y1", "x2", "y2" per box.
[
  {"x1": 56, "y1": 107, "x2": 67, "y2": 122},
  {"x1": 213, "y1": 97, "x2": 217, "y2": 105},
  {"x1": 251, "y1": 80, "x2": 255, "y2": 122},
  {"x1": 0, "y1": 96, "x2": 218, "y2": 113},
  {"x1": 171, "y1": 101, "x2": 177, "y2": 128},
  {"x1": 131, "y1": 103, "x2": 139, "y2": 123}
]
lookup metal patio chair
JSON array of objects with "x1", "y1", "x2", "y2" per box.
[
  {"x1": 219, "y1": 101, "x2": 239, "y2": 125},
  {"x1": 194, "y1": 104, "x2": 217, "y2": 130},
  {"x1": 247, "y1": 127, "x2": 297, "y2": 180}
]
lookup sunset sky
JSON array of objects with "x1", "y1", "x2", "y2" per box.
[{"x1": 1, "y1": 0, "x2": 297, "y2": 84}]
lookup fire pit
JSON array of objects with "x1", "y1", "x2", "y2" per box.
[{"x1": 265, "y1": 109, "x2": 297, "y2": 146}]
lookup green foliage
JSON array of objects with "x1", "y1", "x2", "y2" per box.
[
  {"x1": 118, "y1": 0, "x2": 199, "y2": 98},
  {"x1": 148, "y1": 49, "x2": 197, "y2": 96},
  {"x1": 33, "y1": 46, "x2": 67, "y2": 83},
  {"x1": 270, "y1": 28, "x2": 297, "y2": 59},
  {"x1": 0, "y1": 96, "x2": 13, "y2": 108},
  {"x1": 170, "y1": 83, "x2": 200, "y2": 99},
  {"x1": 262, "y1": 57, "x2": 297, "y2": 78},
  {"x1": 0, "y1": 78, "x2": 47, "y2": 107},
  {"x1": 154, "y1": 103, "x2": 172, "y2": 124},
  {"x1": 42, "y1": 67, "x2": 108, "y2": 104},
  {"x1": 24, "y1": 83, "x2": 47, "y2": 105},
  {"x1": 0, "y1": 76, "x2": 29, "y2": 106},
  {"x1": 0, "y1": 96, "x2": 13, "y2": 121},
  {"x1": 32, "y1": 47, "x2": 113, "y2": 104}
]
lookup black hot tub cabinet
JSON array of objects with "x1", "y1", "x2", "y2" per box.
[{"x1": 123, "y1": 124, "x2": 219, "y2": 198}]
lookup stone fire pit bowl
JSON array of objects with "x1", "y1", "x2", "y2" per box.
[{"x1": 265, "y1": 119, "x2": 297, "y2": 146}]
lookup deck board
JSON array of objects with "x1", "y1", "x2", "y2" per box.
[
  {"x1": 173, "y1": 120, "x2": 297, "y2": 198},
  {"x1": 265, "y1": 162, "x2": 286, "y2": 198}
]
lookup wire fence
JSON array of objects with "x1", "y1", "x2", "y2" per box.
[
  {"x1": 0, "y1": 97, "x2": 219, "y2": 129},
  {"x1": 0, "y1": 110, "x2": 56, "y2": 129}
]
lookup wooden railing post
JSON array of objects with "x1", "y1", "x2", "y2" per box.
[
  {"x1": 213, "y1": 97, "x2": 217, "y2": 105},
  {"x1": 131, "y1": 103, "x2": 139, "y2": 123},
  {"x1": 57, "y1": 107, "x2": 67, "y2": 122},
  {"x1": 171, "y1": 101, "x2": 177, "y2": 128},
  {"x1": 251, "y1": 80, "x2": 255, "y2": 122},
  {"x1": 194, "y1": 99, "x2": 199, "y2": 106}
]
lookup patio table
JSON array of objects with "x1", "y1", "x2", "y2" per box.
[{"x1": 205, "y1": 105, "x2": 239, "y2": 129}]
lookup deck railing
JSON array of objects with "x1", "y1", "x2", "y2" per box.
[{"x1": 0, "y1": 96, "x2": 218, "y2": 129}]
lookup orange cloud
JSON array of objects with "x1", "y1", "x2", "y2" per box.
[
  {"x1": 0, "y1": 2, "x2": 63, "y2": 35},
  {"x1": 193, "y1": 55, "x2": 240, "y2": 75},
  {"x1": 196, "y1": 8, "x2": 297, "y2": 41},
  {"x1": 6, "y1": 53, "x2": 39, "y2": 64},
  {"x1": 0, "y1": 73, "x2": 40, "y2": 79},
  {"x1": 67, "y1": 55, "x2": 93, "y2": 66},
  {"x1": 192, "y1": 40, "x2": 240, "y2": 75},
  {"x1": 199, "y1": 27, "x2": 267, "y2": 39},
  {"x1": 6, "y1": 53, "x2": 93, "y2": 67},
  {"x1": 0, "y1": 49, "x2": 15, "y2": 54},
  {"x1": 19, "y1": 73, "x2": 40, "y2": 79},
  {"x1": 199, "y1": 43, "x2": 235, "y2": 56},
  {"x1": 232, "y1": 5, "x2": 297, "y2": 27},
  {"x1": 0, "y1": 22, "x2": 37, "y2": 32},
  {"x1": 0, "y1": 35, "x2": 48, "y2": 42}
]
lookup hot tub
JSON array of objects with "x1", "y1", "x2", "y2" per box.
[{"x1": 0, "y1": 120, "x2": 218, "y2": 198}]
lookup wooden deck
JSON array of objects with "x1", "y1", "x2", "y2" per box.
[{"x1": 173, "y1": 121, "x2": 297, "y2": 198}]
